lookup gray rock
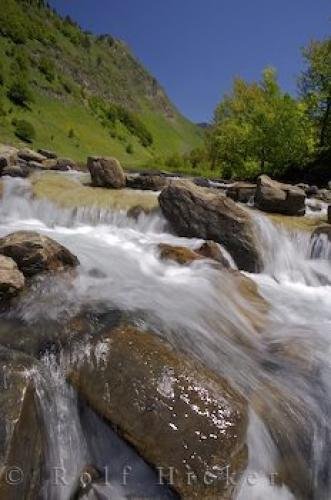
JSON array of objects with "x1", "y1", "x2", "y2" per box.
[
  {"x1": 226, "y1": 182, "x2": 256, "y2": 203},
  {"x1": 255, "y1": 175, "x2": 306, "y2": 216},
  {"x1": 88, "y1": 156, "x2": 125, "y2": 188},
  {"x1": 2, "y1": 165, "x2": 29, "y2": 178},
  {"x1": 28, "y1": 161, "x2": 44, "y2": 170},
  {"x1": 193, "y1": 176, "x2": 210, "y2": 188},
  {"x1": 0, "y1": 156, "x2": 10, "y2": 174},
  {"x1": 38, "y1": 149, "x2": 57, "y2": 159},
  {"x1": 159, "y1": 181, "x2": 262, "y2": 272},
  {"x1": 0, "y1": 230, "x2": 79, "y2": 277},
  {"x1": 126, "y1": 174, "x2": 169, "y2": 191},
  {"x1": 18, "y1": 148, "x2": 46, "y2": 163},
  {"x1": 54, "y1": 157, "x2": 76, "y2": 171}
]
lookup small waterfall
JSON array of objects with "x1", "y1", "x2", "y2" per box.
[
  {"x1": 0, "y1": 175, "x2": 165, "y2": 233},
  {"x1": 33, "y1": 353, "x2": 90, "y2": 500},
  {"x1": 252, "y1": 211, "x2": 331, "y2": 286}
]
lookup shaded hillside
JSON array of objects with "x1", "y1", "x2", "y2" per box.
[{"x1": 0, "y1": 0, "x2": 202, "y2": 165}]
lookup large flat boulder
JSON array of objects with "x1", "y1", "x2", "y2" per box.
[
  {"x1": 159, "y1": 181, "x2": 262, "y2": 272},
  {"x1": 69, "y1": 325, "x2": 248, "y2": 499},
  {"x1": 255, "y1": 175, "x2": 306, "y2": 216},
  {"x1": 0, "y1": 256, "x2": 25, "y2": 304},
  {"x1": 88, "y1": 156, "x2": 125, "y2": 188},
  {"x1": 0, "y1": 348, "x2": 43, "y2": 499},
  {"x1": 0, "y1": 231, "x2": 79, "y2": 277}
]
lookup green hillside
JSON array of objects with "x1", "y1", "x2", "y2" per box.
[{"x1": 0, "y1": 0, "x2": 202, "y2": 167}]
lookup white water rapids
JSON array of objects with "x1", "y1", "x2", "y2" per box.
[{"x1": 0, "y1": 175, "x2": 330, "y2": 500}]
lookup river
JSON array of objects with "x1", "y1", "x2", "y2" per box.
[{"x1": 0, "y1": 174, "x2": 330, "y2": 500}]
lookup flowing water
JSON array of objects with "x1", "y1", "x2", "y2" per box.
[{"x1": 0, "y1": 175, "x2": 330, "y2": 499}]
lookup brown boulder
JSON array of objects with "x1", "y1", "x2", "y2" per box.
[
  {"x1": 69, "y1": 325, "x2": 248, "y2": 499},
  {"x1": 88, "y1": 156, "x2": 125, "y2": 188},
  {"x1": 158, "y1": 243, "x2": 203, "y2": 264},
  {"x1": 196, "y1": 241, "x2": 231, "y2": 268},
  {"x1": 159, "y1": 181, "x2": 262, "y2": 272},
  {"x1": 255, "y1": 175, "x2": 306, "y2": 216},
  {"x1": 0, "y1": 231, "x2": 79, "y2": 277},
  {"x1": 0, "y1": 348, "x2": 43, "y2": 499},
  {"x1": 328, "y1": 205, "x2": 331, "y2": 224},
  {"x1": 0, "y1": 256, "x2": 25, "y2": 304}
]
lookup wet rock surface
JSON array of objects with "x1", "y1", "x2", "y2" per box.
[
  {"x1": 255, "y1": 175, "x2": 306, "y2": 216},
  {"x1": 88, "y1": 156, "x2": 126, "y2": 188},
  {"x1": 0, "y1": 255, "x2": 25, "y2": 304},
  {"x1": 0, "y1": 231, "x2": 79, "y2": 277},
  {"x1": 0, "y1": 347, "x2": 43, "y2": 499},
  {"x1": 159, "y1": 181, "x2": 262, "y2": 272},
  {"x1": 69, "y1": 324, "x2": 248, "y2": 499}
]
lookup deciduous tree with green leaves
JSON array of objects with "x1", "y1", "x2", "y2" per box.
[
  {"x1": 299, "y1": 37, "x2": 331, "y2": 148},
  {"x1": 210, "y1": 68, "x2": 315, "y2": 178}
]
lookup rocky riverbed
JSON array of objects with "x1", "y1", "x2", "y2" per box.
[{"x1": 0, "y1": 146, "x2": 330, "y2": 500}]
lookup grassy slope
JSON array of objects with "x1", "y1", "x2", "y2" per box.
[{"x1": 0, "y1": 0, "x2": 202, "y2": 167}]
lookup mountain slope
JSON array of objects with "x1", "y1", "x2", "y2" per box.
[{"x1": 0, "y1": 0, "x2": 202, "y2": 166}]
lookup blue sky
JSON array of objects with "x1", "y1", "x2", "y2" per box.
[{"x1": 50, "y1": 0, "x2": 330, "y2": 122}]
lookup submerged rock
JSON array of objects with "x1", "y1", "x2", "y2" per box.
[
  {"x1": 0, "y1": 348, "x2": 43, "y2": 499},
  {"x1": 88, "y1": 156, "x2": 125, "y2": 188},
  {"x1": 255, "y1": 175, "x2": 306, "y2": 216},
  {"x1": 159, "y1": 181, "x2": 262, "y2": 272},
  {"x1": 311, "y1": 225, "x2": 331, "y2": 242},
  {"x1": 158, "y1": 243, "x2": 203, "y2": 265},
  {"x1": 158, "y1": 241, "x2": 231, "y2": 268},
  {"x1": 70, "y1": 325, "x2": 248, "y2": 499},
  {"x1": 196, "y1": 241, "x2": 231, "y2": 268},
  {"x1": 157, "y1": 243, "x2": 267, "y2": 332},
  {"x1": 0, "y1": 231, "x2": 79, "y2": 277},
  {"x1": 0, "y1": 256, "x2": 25, "y2": 304}
]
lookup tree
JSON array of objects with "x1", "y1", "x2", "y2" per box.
[
  {"x1": 210, "y1": 68, "x2": 314, "y2": 178},
  {"x1": 299, "y1": 37, "x2": 331, "y2": 148}
]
